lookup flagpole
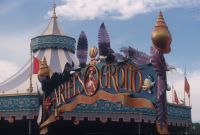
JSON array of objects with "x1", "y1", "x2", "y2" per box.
[
  {"x1": 29, "y1": 43, "x2": 33, "y2": 93},
  {"x1": 187, "y1": 68, "x2": 191, "y2": 107},
  {"x1": 172, "y1": 83, "x2": 174, "y2": 103},
  {"x1": 189, "y1": 95, "x2": 190, "y2": 107},
  {"x1": 184, "y1": 67, "x2": 186, "y2": 106},
  {"x1": 184, "y1": 82, "x2": 185, "y2": 106}
]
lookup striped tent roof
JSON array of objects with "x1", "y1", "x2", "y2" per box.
[{"x1": 0, "y1": 4, "x2": 79, "y2": 95}]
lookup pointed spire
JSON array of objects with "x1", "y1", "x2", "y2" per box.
[
  {"x1": 52, "y1": 3, "x2": 57, "y2": 18},
  {"x1": 42, "y1": 3, "x2": 64, "y2": 35},
  {"x1": 100, "y1": 22, "x2": 105, "y2": 29},
  {"x1": 155, "y1": 11, "x2": 167, "y2": 28},
  {"x1": 43, "y1": 57, "x2": 47, "y2": 65}
]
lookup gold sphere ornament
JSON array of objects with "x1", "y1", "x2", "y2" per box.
[
  {"x1": 89, "y1": 46, "x2": 98, "y2": 60},
  {"x1": 151, "y1": 11, "x2": 172, "y2": 54}
]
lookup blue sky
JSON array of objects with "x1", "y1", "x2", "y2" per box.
[{"x1": 0, "y1": 0, "x2": 200, "y2": 122}]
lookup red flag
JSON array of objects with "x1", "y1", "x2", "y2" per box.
[
  {"x1": 33, "y1": 57, "x2": 40, "y2": 74},
  {"x1": 172, "y1": 85, "x2": 174, "y2": 103},
  {"x1": 184, "y1": 77, "x2": 190, "y2": 97},
  {"x1": 174, "y1": 90, "x2": 179, "y2": 104}
]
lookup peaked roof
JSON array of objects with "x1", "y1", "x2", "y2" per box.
[{"x1": 42, "y1": 4, "x2": 64, "y2": 36}]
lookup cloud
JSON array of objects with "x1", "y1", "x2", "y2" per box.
[
  {"x1": 51, "y1": 0, "x2": 200, "y2": 20},
  {"x1": 167, "y1": 68, "x2": 200, "y2": 122},
  {"x1": 0, "y1": 34, "x2": 31, "y2": 67},
  {"x1": 0, "y1": 60, "x2": 19, "y2": 83},
  {"x1": 0, "y1": 0, "x2": 24, "y2": 16},
  {"x1": 0, "y1": 24, "x2": 43, "y2": 66}
]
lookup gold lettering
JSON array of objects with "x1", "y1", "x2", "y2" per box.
[
  {"x1": 52, "y1": 63, "x2": 145, "y2": 109},
  {"x1": 67, "y1": 79, "x2": 71, "y2": 99},
  {"x1": 60, "y1": 84, "x2": 66, "y2": 103},
  {"x1": 116, "y1": 66, "x2": 125, "y2": 89},
  {"x1": 136, "y1": 70, "x2": 143, "y2": 93},
  {"x1": 75, "y1": 72, "x2": 85, "y2": 95},
  {"x1": 109, "y1": 65, "x2": 119, "y2": 92},
  {"x1": 54, "y1": 86, "x2": 66, "y2": 107},
  {"x1": 123, "y1": 64, "x2": 129, "y2": 90},
  {"x1": 100, "y1": 65, "x2": 108, "y2": 88},
  {"x1": 129, "y1": 64, "x2": 134, "y2": 91},
  {"x1": 130, "y1": 67, "x2": 143, "y2": 93},
  {"x1": 73, "y1": 74, "x2": 77, "y2": 96}
]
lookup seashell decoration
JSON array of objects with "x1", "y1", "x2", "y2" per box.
[
  {"x1": 38, "y1": 57, "x2": 50, "y2": 77},
  {"x1": 89, "y1": 46, "x2": 98, "y2": 65},
  {"x1": 151, "y1": 11, "x2": 172, "y2": 54}
]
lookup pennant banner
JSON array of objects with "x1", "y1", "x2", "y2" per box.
[
  {"x1": 33, "y1": 57, "x2": 40, "y2": 74},
  {"x1": 174, "y1": 90, "x2": 179, "y2": 104},
  {"x1": 184, "y1": 77, "x2": 190, "y2": 97}
]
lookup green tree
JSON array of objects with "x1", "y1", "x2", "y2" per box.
[{"x1": 189, "y1": 123, "x2": 200, "y2": 134}]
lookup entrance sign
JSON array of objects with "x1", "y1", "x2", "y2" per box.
[{"x1": 39, "y1": 61, "x2": 157, "y2": 133}]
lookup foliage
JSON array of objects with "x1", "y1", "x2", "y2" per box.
[{"x1": 189, "y1": 123, "x2": 200, "y2": 134}]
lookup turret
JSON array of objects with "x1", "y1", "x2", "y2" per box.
[{"x1": 31, "y1": 4, "x2": 76, "y2": 53}]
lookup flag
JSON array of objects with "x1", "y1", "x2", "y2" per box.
[
  {"x1": 184, "y1": 77, "x2": 190, "y2": 97},
  {"x1": 172, "y1": 85, "x2": 174, "y2": 103},
  {"x1": 33, "y1": 57, "x2": 40, "y2": 74},
  {"x1": 173, "y1": 90, "x2": 179, "y2": 104}
]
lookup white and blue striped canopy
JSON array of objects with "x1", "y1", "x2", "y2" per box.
[{"x1": 0, "y1": 48, "x2": 79, "y2": 95}]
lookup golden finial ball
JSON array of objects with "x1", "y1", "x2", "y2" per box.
[{"x1": 89, "y1": 46, "x2": 98, "y2": 59}]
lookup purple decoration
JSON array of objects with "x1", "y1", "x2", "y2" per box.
[
  {"x1": 98, "y1": 23, "x2": 110, "y2": 56},
  {"x1": 77, "y1": 31, "x2": 88, "y2": 68},
  {"x1": 150, "y1": 46, "x2": 168, "y2": 127},
  {"x1": 120, "y1": 46, "x2": 150, "y2": 65}
]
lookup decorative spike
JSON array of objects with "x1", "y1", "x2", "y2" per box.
[
  {"x1": 43, "y1": 57, "x2": 47, "y2": 65},
  {"x1": 98, "y1": 23, "x2": 110, "y2": 56},
  {"x1": 155, "y1": 11, "x2": 167, "y2": 28},
  {"x1": 42, "y1": 3, "x2": 64, "y2": 35},
  {"x1": 77, "y1": 31, "x2": 88, "y2": 68},
  {"x1": 151, "y1": 11, "x2": 172, "y2": 54},
  {"x1": 100, "y1": 22, "x2": 106, "y2": 29},
  {"x1": 52, "y1": 3, "x2": 57, "y2": 18}
]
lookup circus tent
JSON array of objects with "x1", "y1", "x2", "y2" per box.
[{"x1": 0, "y1": 4, "x2": 79, "y2": 95}]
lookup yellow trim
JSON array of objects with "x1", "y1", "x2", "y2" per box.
[
  {"x1": 0, "y1": 93, "x2": 38, "y2": 97},
  {"x1": 0, "y1": 109, "x2": 38, "y2": 112}
]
